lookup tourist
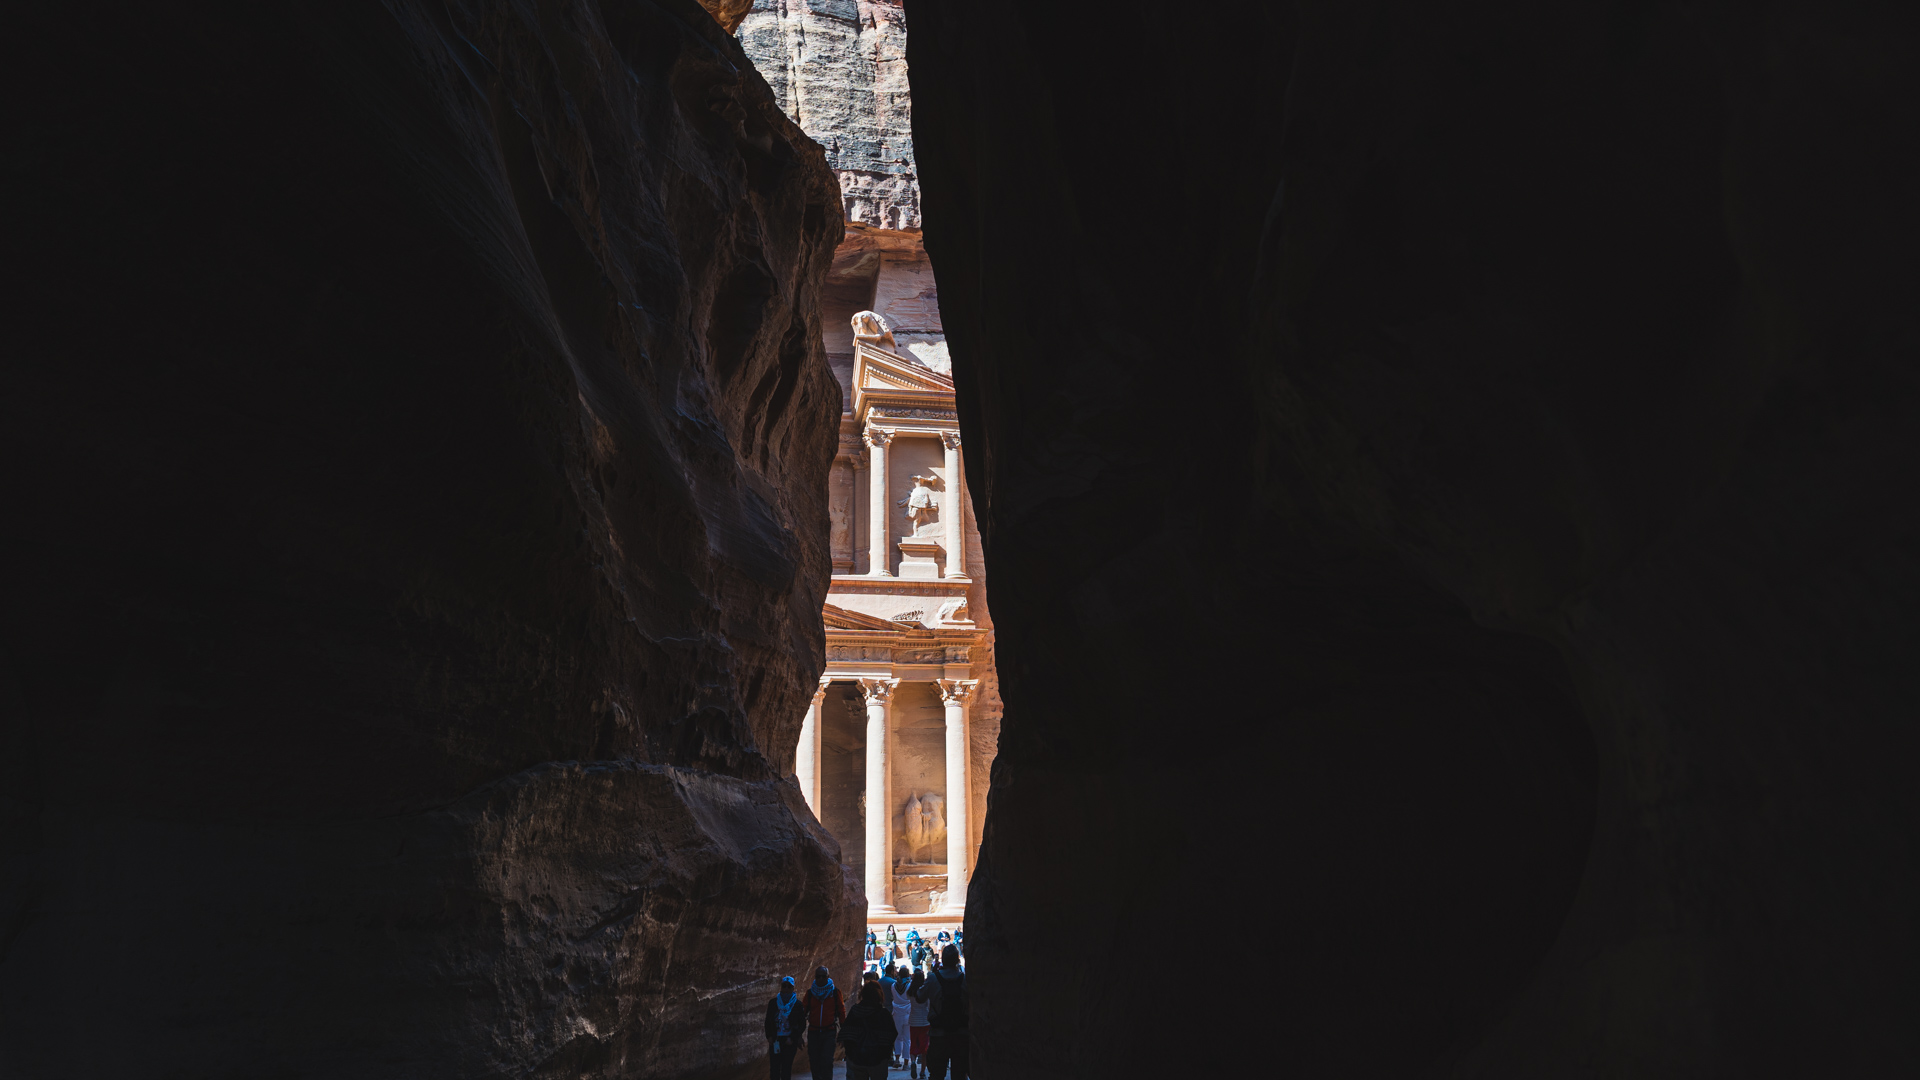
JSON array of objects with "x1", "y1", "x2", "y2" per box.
[
  {"x1": 885, "y1": 923, "x2": 901, "y2": 962},
  {"x1": 908, "y1": 929, "x2": 929, "y2": 970},
  {"x1": 906, "y1": 968, "x2": 932, "y2": 1078},
  {"x1": 802, "y1": 966, "x2": 844, "y2": 1080},
  {"x1": 764, "y1": 976, "x2": 806, "y2": 1080},
  {"x1": 864, "y1": 930, "x2": 880, "y2": 965},
  {"x1": 888, "y1": 964, "x2": 914, "y2": 1067},
  {"x1": 837, "y1": 981, "x2": 898, "y2": 1080},
  {"x1": 878, "y1": 958, "x2": 897, "y2": 1004},
  {"x1": 923, "y1": 944, "x2": 970, "y2": 1079}
]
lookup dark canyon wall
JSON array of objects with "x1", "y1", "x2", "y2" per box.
[
  {"x1": 910, "y1": 1, "x2": 1917, "y2": 1076},
  {"x1": 1, "y1": 2, "x2": 859, "y2": 1076}
]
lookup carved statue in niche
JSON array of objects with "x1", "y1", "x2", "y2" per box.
[
  {"x1": 900, "y1": 474, "x2": 940, "y2": 535},
  {"x1": 827, "y1": 461, "x2": 852, "y2": 562},
  {"x1": 935, "y1": 597, "x2": 971, "y2": 625},
  {"x1": 903, "y1": 792, "x2": 926, "y2": 862},
  {"x1": 921, "y1": 792, "x2": 946, "y2": 859},
  {"x1": 851, "y1": 310, "x2": 897, "y2": 351}
]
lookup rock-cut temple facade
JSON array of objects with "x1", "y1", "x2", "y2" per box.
[{"x1": 738, "y1": 0, "x2": 1000, "y2": 923}]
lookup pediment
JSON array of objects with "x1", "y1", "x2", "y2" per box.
[
  {"x1": 855, "y1": 343, "x2": 954, "y2": 395},
  {"x1": 822, "y1": 602, "x2": 906, "y2": 632}
]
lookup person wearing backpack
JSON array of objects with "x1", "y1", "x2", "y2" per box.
[
  {"x1": 923, "y1": 944, "x2": 970, "y2": 1080},
  {"x1": 837, "y1": 981, "x2": 899, "y2": 1080},
  {"x1": 801, "y1": 966, "x2": 845, "y2": 1080},
  {"x1": 763, "y1": 976, "x2": 807, "y2": 1080}
]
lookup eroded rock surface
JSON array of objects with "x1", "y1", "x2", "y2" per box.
[
  {"x1": 740, "y1": 0, "x2": 918, "y2": 231},
  {"x1": 1, "y1": 1, "x2": 859, "y2": 1075},
  {"x1": 911, "y1": 1, "x2": 1918, "y2": 1076}
]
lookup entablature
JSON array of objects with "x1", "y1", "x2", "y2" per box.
[{"x1": 852, "y1": 342, "x2": 956, "y2": 428}]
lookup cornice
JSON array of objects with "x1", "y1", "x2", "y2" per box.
[{"x1": 828, "y1": 575, "x2": 972, "y2": 596}]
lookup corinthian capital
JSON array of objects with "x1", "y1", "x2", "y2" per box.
[
  {"x1": 937, "y1": 679, "x2": 978, "y2": 707},
  {"x1": 939, "y1": 430, "x2": 962, "y2": 451},
  {"x1": 857, "y1": 677, "x2": 899, "y2": 705},
  {"x1": 863, "y1": 425, "x2": 894, "y2": 449},
  {"x1": 812, "y1": 676, "x2": 832, "y2": 705}
]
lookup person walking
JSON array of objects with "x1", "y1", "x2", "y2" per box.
[
  {"x1": 906, "y1": 968, "x2": 932, "y2": 1078},
  {"x1": 923, "y1": 945, "x2": 970, "y2": 1080},
  {"x1": 838, "y1": 982, "x2": 898, "y2": 1080},
  {"x1": 801, "y1": 966, "x2": 844, "y2": 1080},
  {"x1": 764, "y1": 976, "x2": 806, "y2": 1080},
  {"x1": 888, "y1": 965, "x2": 914, "y2": 1067}
]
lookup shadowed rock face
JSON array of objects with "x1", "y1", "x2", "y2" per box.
[
  {"x1": 909, "y1": 1, "x2": 1917, "y2": 1076},
  {"x1": 1, "y1": 1, "x2": 859, "y2": 1076}
]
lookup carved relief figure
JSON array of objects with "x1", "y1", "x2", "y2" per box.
[
  {"x1": 903, "y1": 792, "x2": 926, "y2": 862},
  {"x1": 921, "y1": 791, "x2": 946, "y2": 859},
  {"x1": 900, "y1": 474, "x2": 939, "y2": 534},
  {"x1": 935, "y1": 596, "x2": 971, "y2": 625},
  {"x1": 851, "y1": 310, "x2": 897, "y2": 351},
  {"x1": 827, "y1": 461, "x2": 852, "y2": 563}
]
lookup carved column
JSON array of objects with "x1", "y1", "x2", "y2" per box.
[
  {"x1": 797, "y1": 677, "x2": 829, "y2": 818},
  {"x1": 937, "y1": 678, "x2": 977, "y2": 913},
  {"x1": 864, "y1": 426, "x2": 893, "y2": 577},
  {"x1": 829, "y1": 455, "x2": 854, "y2": 573},
  {"x1": 859, "y1": 677, "x2": 900, "y2": 913},
  {"x1": 843, "y1": 448, "x2": 866, "y2": 574},
  {"x1": 941, "y1": 431, "x2": 969, "y2": 580}
]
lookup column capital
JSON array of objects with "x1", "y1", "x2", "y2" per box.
[
  {"x1": 937, "y1": 679, "x2": 978, "y2": 706},
  {"x1": 939, "y1": 430, "x2": 962, "y2": 451},
  {"x1": 858, "y1": 677, "x2": 900, "y2": 705},
  {"x1": 811, "y1": 677, "x2": 832, "y2": 705},
  {"x1": 863, "y1": 425, "x2": 894, "y2": 449}
]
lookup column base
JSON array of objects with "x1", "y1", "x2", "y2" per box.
[{"x1": 867, "y1": 903, "x2": 899, "y2": 915}]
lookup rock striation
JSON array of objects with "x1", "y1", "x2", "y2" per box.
[
  {"x1": 1, "y1": 1, "x2": 859, "y2": 1076},
  {"x1": 740, "y1": 0, "x2": 919, "y2": 232},
  {"x1": 911, "y1": 1, "x2": 1919, "y2": 1076}
]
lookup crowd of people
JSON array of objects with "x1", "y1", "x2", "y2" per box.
[
  {"x1": 864, "y1": 925, "x2": 964, "y2": 975},
  {"x1": 763, "y1": 936, "x2": 970, "y2": 1080}
]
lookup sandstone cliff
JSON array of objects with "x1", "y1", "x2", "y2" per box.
[
  {"x1": 740, "y1": 0, "x2": 918, "y2": 231},
  {"x1": 1, "y1": 1, "x2": 859, "y2": 1076},
  {"x1": 912, "y1": 0, "x2": 1919, "y2": 1075}
]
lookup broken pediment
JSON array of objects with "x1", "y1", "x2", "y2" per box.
[
  {"x1": 855, "y1": 342, "x2": 954, "y2": 394},
  {"x1": 821, "y1": 602, "x2": 907, "y2": 632}
]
